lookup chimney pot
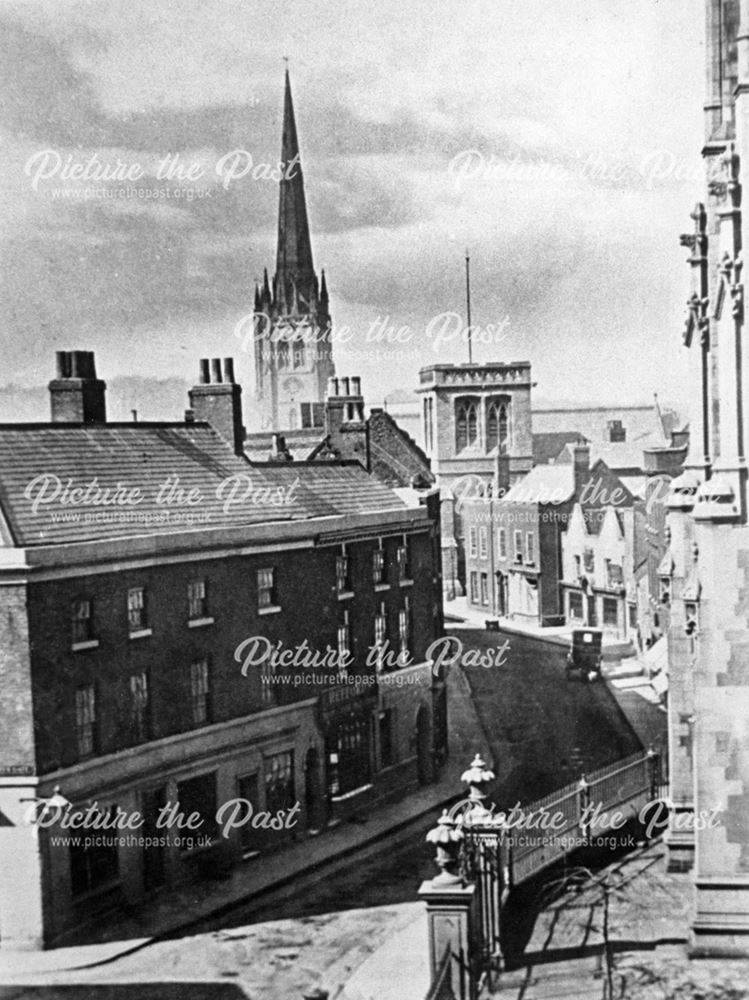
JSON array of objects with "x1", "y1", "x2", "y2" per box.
[
  {"x1": 327, "y1": 377, "x2": 338, "y2": 398},
  {"x1": 199, "y1": 358, "x2": 210, "y2": 384},
  {"x1": 211, "y1": 358, "x2": 222, "y2": 383},
  {"x1": 340, "y1": 376, "x2": 350, "y2": 396},
  {"x1": 351, "y1": 376, "x2": 361, "y2": 396},
  {"x1": 223, "y1": 357, "x2": 235, "y2": 383},
  {"x1": 185, "y1": 408, "x2": 195, "y2": 423},
  {"x1": 55, "y1": 351, "x2": 68, "y2": 379}
]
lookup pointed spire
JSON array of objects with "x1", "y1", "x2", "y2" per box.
[
  {"x1": 320, "y1": 268, "x2": 328, "y2": 301},
  {"x1": 275, "y1": 68, "x2": 315, "y2": 299}
]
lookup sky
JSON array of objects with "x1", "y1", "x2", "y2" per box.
[{"x1": 0, "y1": 0, "x2": 705, "y2": 417}]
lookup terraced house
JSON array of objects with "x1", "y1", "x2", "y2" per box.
[{"x1": 0, "y1": 352, "x2": 445, "y2": 950}]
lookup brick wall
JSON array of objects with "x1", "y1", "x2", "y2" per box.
[{"x1": 26, "y1": 530, "x2": 437, "y2": 774}]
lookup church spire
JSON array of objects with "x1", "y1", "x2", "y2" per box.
[{"x1": 275, "y1": 68, "x2": 314, "y2": 307}]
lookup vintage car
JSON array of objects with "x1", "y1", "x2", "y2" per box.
[{"x1": 565, "y1": 627, "x2": 603, "y2": 682}]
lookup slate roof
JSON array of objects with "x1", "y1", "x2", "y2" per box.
[
  {"x1": 532, "y1": 431, "x2": 588, "y2": 465},
  {"x1": 0, "y1": 423, "x2": 405, "y2": 547},
  {"x1": 502, "y1": 464, "x2": 575, "y2": 505}
]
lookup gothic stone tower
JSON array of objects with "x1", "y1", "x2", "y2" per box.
[
  {"x1": 417, "y1": 362, "x2": 534, "y2": 597},
  {"x1": 253, "y1": 70, "x2": 335, "y2": 432},
  {"x1": 663, "y1": 0, "x2": 749, "y2": 956}
]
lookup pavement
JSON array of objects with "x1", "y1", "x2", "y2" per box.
[
  {"x1": 445, "y1": 597, "x2": 635, "y2": 661},
  {"x1": 483, "y1": 841, "x2": 749, "y2": 999}
]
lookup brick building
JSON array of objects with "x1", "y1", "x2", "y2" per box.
[
  {"x1": 462, "y1": 443, "x2": 637, "y2": 631},
  {"x1": 0, "y1": 352, "x2": 445, "y2": 949}
]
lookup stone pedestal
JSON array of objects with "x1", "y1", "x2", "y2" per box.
[{"x1": 419, "y1": 879, "x2": 478, "y2": 1000}]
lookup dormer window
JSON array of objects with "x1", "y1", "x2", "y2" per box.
[{"x1": 659, "y1": 576, "x2": 671, "y2": 606}]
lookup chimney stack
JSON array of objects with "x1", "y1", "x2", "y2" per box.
[
  {"x1": 49, "y1": 350, "x2": 106, "y2": 424},
  {"x1": 189, "y1": 357, "x2": 245, "y2": 455},
  {"x1": 324, "y1": 374, "x2": 368, "y2": 467},
  {"x1": 572, "y1": 440, "x2": 591, "y2": 492},
  {"x1": 268, "y1": 432, "x2": 292, "y2": 462}
]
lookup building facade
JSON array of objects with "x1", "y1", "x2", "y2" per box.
[
  {"x1": 661, "y1": 0, "x2": 749, "y2": 955},
  {"x1": 416, "y1": 362, "x2": 534, "y2": 598},
  {"x1": 462, "y1": 444, "x2": 637, "y2": 634},
  {"x1": 0, "y1": 353, "x2": 445, "y2": 950}
]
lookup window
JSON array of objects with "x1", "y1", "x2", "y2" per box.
[
  {"x1": 336, "y1": 548, "x2": 351, "y2": 594},
  {"x1": 277, "y1": 339, "x2": 289, "y2": 369},
  {"x1": 470, "y1": 571, "x2": 479, "y2": 603},
  {"x1": 469, "y1": 527, "x2": 478, "y2": 558},
  {"x1": 498, "y1": 528, "x2": 507, "y2": 560},
  {"x1": 374, "y1": 604, "x2": 387, "y2": 672},
  {"x1": 659, "y1": 577, "x2": 671, "y2": 606},
  {"x1": 525, "y1": 532, "x2": 535, "y2": 565},
  {"x1": 70, "y1": 809, "x2": 118, "y2": 896},
  {"x1": 603, "y1": 597, "x2": 619, "y2": 628},
  {"x1": 514, "y1": 530, "x2": 523, "y2": 564},
  {"x1": 455, "y1": 399, "x2": 478, "y2": 451},
  {"x1": 127, "y1": 587, "x2": 147, "y2": 633},
  {"x1": 423, "y1": 397, "x2": 434, "y2": 452},
  {"x1": 379, "y1": 709, "x2": 395, "y2": 769},
  {"x1": 188, "y1": 579, "x2": 208, "y2": 620},
  {"x1": 75, "y1": 684, "x2": 96, "y2": 758},
  {"x1": 486, "y1": 401, "x2": 509, "y2": 453},
  {"x1": 337, "y1": 610, "x2": 351, "y2": 676},
  {"x1": 607, "y1": 562, "x2": 623, "y2": 590},
  {"x1": 372, "y1": 545, "x2": 385, "y2": 585},
  {"x1": 190, "y1": 658, "x2": 210, "y2": 725},
  {"x1": 301, "y1": 402, "x2": 324, "y2": 428},
  {"x1": 568, "y1": 591, "x2": 584, "y2": 620},
  {"x1": 265, "y1": 751, "x2": 295, "y2": 816},
  {"x1": 480, "y1": 573, "x2": 489, "y2": 606},
  {"x1": 71, "y1": 599, "x2": 94, "y2": 645},
  {"x1": 583, "y1": 549, "x2": 595, "y2": 573},
  {"x1": 292, "y1": 338, "x2": 305, "y2": 368},
  {"x1": 257, "y1": 568, "x2": 277, "y2": 610},
  {"x1": 574, "y1": 554, "x2": 582, "y2": 578},
  {"x1": 327, "y1": 717, "x2": 371, "y2": 798},
  {"x1": 398, "y1": 597, "x2": 411, "y2": 659},
  {"x1": 397, "y1": 536, "x2": 411, "y2": 581},
  {"x1": 685, "y1": 601, "x2": 699, "y2": 636},
  {"x1": 177, "y1": 772, "x2": 217, "y2": 845},
  {"x1": 628, "y1": 603, "x2": 638, "y2": 628},
  {"x1": 130, "y1": 671, "x2": 149, "y2": 742},
  {"x1": 479, "y1": 527, "x2": 488, "y2": 560}
]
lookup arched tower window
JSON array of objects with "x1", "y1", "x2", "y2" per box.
[
  {"x1": 455, "y1": 398, "x2": 478, "y2": 451},
  {"x1": 292, "y1": 339, "x2": 305, "y2": 369},
  {"x1": 487, "y1": 400, "x2": 509, "y2": 453}
]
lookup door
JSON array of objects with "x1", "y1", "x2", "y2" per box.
[{"x1": 142, "y1": 786, "x2": 166, "y2": 891}]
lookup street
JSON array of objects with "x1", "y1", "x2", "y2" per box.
[{"x1": 456, "y1": 627, "x2": 649, "y2": 808}]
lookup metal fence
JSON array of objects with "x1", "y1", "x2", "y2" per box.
[{"x1": 455, "y1": 749, "x2": 661, "y2": 989}]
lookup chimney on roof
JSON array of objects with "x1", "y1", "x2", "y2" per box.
[
  {"x1": 324, "y1": 374, "x2": 368, "y2": 469},
  {"x1": 493, "y1": 452, "x2": 510, "y2": 498},
  {"x1": 572, "y1": 440, "x2": 591, "y2": 492},
  {"x1": 268, "y1": 432, "x2": 292, "y2": 462},
  {"x1": 188, "y1": 357, "x2": 245, "y2": 455},
  {"x1": 49, "y1": 350, "x2": 107, "y2": 424}
]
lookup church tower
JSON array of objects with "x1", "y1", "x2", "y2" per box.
[{"x1": 253, "y1": 70, "x2": 335, "y2": 432}]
